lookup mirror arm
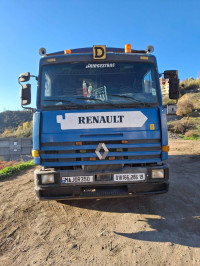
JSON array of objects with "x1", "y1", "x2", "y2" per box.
[
  {"x1": 21, "y1": 105, "x2": 36, "y2": 113},
  {"x1": 18, "y1": 74, "x2": 38, "y2": 84},
  {"x1": 30, "y1": 75, "x2": 38, "y2": 81},
  {"x1": 18, "y1": 77, "x2": 23, "y2": 87}
]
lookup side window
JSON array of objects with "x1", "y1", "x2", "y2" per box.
[
  {"x1": 44, "y1": 73, "x2": 52, "y2": 97},
  {"x1": 144, "y1": 70, "x2": 156, "y2": 96}
]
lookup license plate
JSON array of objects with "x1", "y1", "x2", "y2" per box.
[
  {"x1": 62, "y1": 176, "x2": 93, "y2": 184},
  {"x1": 114, "y1": 173, "x2": 145, "y2": 182}
]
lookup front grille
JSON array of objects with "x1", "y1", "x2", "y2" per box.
[{"x1": 40, "y1": 138, "x2": 162, "y2": 167}]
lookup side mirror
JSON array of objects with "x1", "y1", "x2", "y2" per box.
[
  {"x1": 169, "y1": 78, "x2": 179, "y2": 99},
  {"x1": 19, "y1": 72, "x2": 30, "y2": 82},
  {"x1": 164, "y1": 70, "x2": 179, "y2": 99},
  {"x1": 164, "y1": 70, "x2": 178, "y2": 79},
  {"x1": 21, "y1": 84, "x2": 31, "y2": 105}
]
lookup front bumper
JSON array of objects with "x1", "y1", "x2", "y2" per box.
[{"x1": 34, "y1": 164, "x2": 169, "y2": 200}]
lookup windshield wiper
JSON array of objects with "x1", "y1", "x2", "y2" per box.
[
  {"x1": 43, "y1": 99, "x2": 84, "y2": 108},
  {"x1": 44, "y1": 99, "x2": 75, "y2": 103},
  {"x1": 107, "y1": 94, "x2": 152, "y2": 107},
  {"x1": 76, "y1": 97, "x2": 117, "y2": 107}
]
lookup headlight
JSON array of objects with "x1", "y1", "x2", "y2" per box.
[
  {"x1": 41, "y1": 174, "x2": 55, "y2": 184},
  {"x1": 152, "y1": 169, "x2": 164, "y2": 179}
]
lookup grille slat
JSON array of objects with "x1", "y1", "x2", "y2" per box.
[
  {"x1": 40, "y1": 138, "x2": 162, "y2": 166},
  {"x1": 41, "y1": 139, "x2": 160, "y2": 147},
  {"x1": 42, "y1": 158, "x2": 161, "y2": 167},
  {"x1": 41, "y1": 151, "x2": 161, "y2": 159},
  {"x1": 41, "y1": 142, "x2": 161, "y2": 151}
]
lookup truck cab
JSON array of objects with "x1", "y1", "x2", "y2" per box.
[{"x1": 19, "y1": 44, "x2": 179, "y2": 200}]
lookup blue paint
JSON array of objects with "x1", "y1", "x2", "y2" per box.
[
  {"x1": 41, "y1": 151, "x2": 161, "y2": 160},
  {"x1": 42, "y1": 158, "x2": 161, "y2": 168},
  {"x1": 41, "y1": 143, "x2": 161, "y2": 151},
  {"x1": 158, "y1": 106, "x2": 168, "y2": 160},
  {"x1": 41, "y1": 108, "x2": 160, "y2": 135},
  {"x1": 34, "y1": 157, "x2": 41, "y2": 165},
  {"x1": 33, "y1": 111, "x2": 40, "y2": 150},
  {"x1": 32, "y1": 112, "x2": 41, "y2": 165}
]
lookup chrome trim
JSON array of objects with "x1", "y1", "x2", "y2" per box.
[{"x1": 95, "y1": 143, "x2": 109, "y2": 160}]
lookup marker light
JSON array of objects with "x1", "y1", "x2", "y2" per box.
[
  {"x1": 76, "y1": 142, "x2": 82, "y2": 145},
  {"x1": 121, "y1": 140, "x2": 128, "y2": 144},
  {"x1": 64, "y1": 49, "x2": 71, "y2": 54},
  {"x1": 109, "y1": 157, "x2": 115, "y2": 160},
  {"x1": 125, "y1": 44, "x2": 132, "y2": 53},
  {"x1": 90, "y1": 157, "x2": 96, "y2": 161},
  {"x1": 32, "y1": 150, "x2": 39, "y2": 157},
  {"x1": 162, "y1": 145, "x2": 170, "y2": 152},
  {"x1": 47, "y1": 58, "x2": 56, "y2": 62}
]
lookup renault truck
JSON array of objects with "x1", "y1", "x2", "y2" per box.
[{"x1": 18, "y1": 44, "x2": 179, "y2": 200}]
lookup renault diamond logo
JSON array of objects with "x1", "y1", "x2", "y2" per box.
[{"x1": 95, "y1": 143, "x2": 109, "y2": 160}]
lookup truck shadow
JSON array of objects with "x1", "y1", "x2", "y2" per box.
[
  {"x1": 113, "y1": 214, "x2": 200, "y2": 248},
  {"x1": 60, "y1": 154, "x2": 200, "y2": 247}
]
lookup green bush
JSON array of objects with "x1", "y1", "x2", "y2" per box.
[
  {"x1": 183, "y1": 135, "x2": 200, "y2": 140},
  {"x1": 162, "y1": 96, "x2": 177, "y2": 106},
  {"x1": 0, "y1": 161, "x2": 34, "y2": 180},
  {"x1": 183, "y1": 128, "x2": 200, "y2": 140}
]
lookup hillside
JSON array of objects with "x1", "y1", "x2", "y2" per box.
[
  {"x1": 163, "y1": 78, "x2": 200, "y2": 106},
  {"x1": 0, "y1": 110, "x2": 33, "y2": 134},
  {"x1": 167, "y1": 92, "x2": 200, "y2": 140},
  {"x1": 181, "y1": 92, "x2": 200, "y2": 109}
]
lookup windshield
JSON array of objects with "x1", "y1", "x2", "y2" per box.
[{"x1": 40, "y1": 61, "x2": 158, "y2": 109}]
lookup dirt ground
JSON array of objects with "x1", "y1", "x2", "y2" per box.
[{"x1": 0, "y1": 138, "x2": 200, "y2": 266}]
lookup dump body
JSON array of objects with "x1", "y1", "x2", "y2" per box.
[{"x1": 33, "y1": 47, "x2": 169, "y2": 200}]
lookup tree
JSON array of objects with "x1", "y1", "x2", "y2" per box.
[
  {"x1": 176, "y1": 95, "x2": 194, "y2": 120},
  {"x1": 188, "y1": 77, "x2": 194, "y2": 81}
]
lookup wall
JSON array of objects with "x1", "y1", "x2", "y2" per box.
[{"x1": 0, "y1": 138, "x2": 32, "y2": 161}]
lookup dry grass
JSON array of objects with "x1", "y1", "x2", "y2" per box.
[
  {"x1": 185, "y1": 130, "x2": 199, "y2": 137},
  {"x1": 167, "y1": 91, "x2": 200, "y2": 140},
  {"x1": 168, "y1": 118, "x2": 196, "y2": 133},
  {"x1": 177, "y1": 92, "x2": 200, "y2": 110},
  {"x1": 168, "y1": 117, "x2": 200, "y2": 140},
  {"x1": 180, "y1": 78, "x2": 200, "y2": 94}
]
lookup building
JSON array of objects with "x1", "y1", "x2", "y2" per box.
[
  {"x1": 167, "y1": 104, "x2": 177, "y2": 115},
  {"x1": 160, "y1": 78, "x2": 169, "y2": 96}
]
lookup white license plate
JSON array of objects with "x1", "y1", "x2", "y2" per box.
[
  {"x1": 114, "y1": 173, "x2": 145, "y2": 182},
  {"x1": 62, "y1": 176, "x2": 93, "y2": 184}
]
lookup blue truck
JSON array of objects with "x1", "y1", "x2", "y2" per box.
[{"x1": 18, "y1": 44, "x2": 179, "y2": 200}]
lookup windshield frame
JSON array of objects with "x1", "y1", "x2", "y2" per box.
[{"x1": 38, "y1": 54, "x2": 160, "y2": 111}]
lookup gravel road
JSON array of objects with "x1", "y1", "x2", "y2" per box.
[{"x1": 0, "y1": 138, "x2": 200, "y2": 266}]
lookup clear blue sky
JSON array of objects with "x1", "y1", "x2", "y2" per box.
[{"x1": 0, "y1": 0, "x2": 199, "y2": 112}]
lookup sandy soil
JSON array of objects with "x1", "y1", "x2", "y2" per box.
[{"x1": 0, "y1": 138, "x2": 200, "y2": 266}]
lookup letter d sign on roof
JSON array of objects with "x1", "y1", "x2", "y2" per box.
[{"x1": 93, "y1": 45, "x2": 106, "y2": 60}]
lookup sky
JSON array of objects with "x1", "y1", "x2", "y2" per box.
[{"x1": 0, "y1": 0, "x2": 199, "y2": 112}]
